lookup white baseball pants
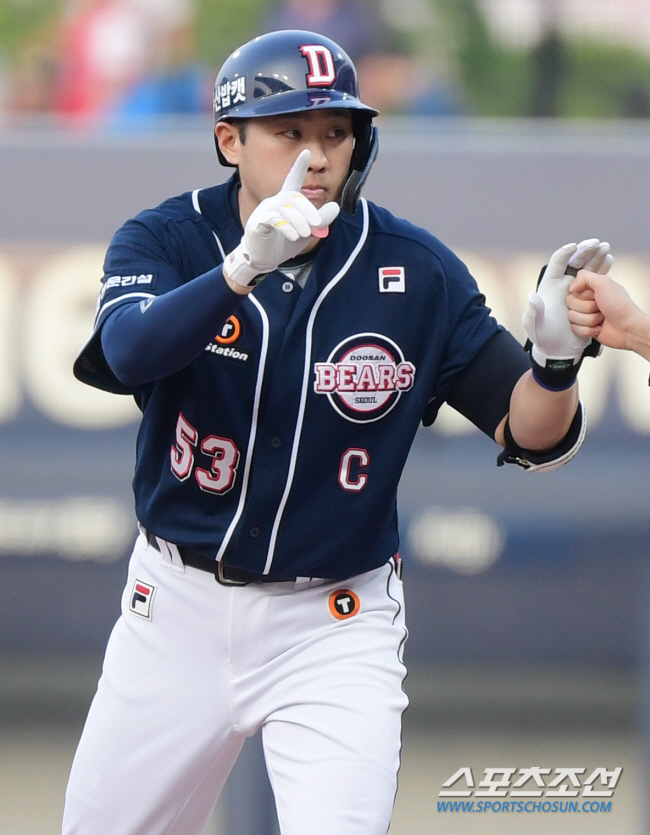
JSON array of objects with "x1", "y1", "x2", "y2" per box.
[{"x1": 62, "y1": 531, "x2": 409, "y2": 834}]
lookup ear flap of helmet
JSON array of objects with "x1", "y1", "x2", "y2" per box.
[{"x1": 340, "y1": 123, "x2": 378, "y2": 214}]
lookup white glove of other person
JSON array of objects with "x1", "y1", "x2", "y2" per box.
[
  {"x1": 522, "y1": 238, "x2": 613, "y2": 389},
  {"x1": 223, "y1": 149, "x2": 340, "y2": 288}
]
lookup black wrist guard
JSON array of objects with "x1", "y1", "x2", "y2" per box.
[
  {"x1": 525, "y1": 338, "x2": 602, "y2": 391},
  {"x1": 530, "y1": 355, "x2": 581, "y2": 391}
]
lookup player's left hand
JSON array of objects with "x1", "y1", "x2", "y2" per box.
[{"x1": 522, "y1": 238, "x2": 613, "y2": 365}]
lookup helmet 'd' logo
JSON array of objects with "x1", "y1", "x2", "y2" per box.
[
  {"x1": 314, "y1": 333, "x2": 415, "y2": 423},
  {"x1": 300, "y1": 44, "x2": 336, "y2": 87}
]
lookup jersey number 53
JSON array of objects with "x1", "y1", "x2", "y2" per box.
[{"x1": 170, "y1": 413, "x2": 240, "y2": 494}]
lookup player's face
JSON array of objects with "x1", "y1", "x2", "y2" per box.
[{"x1": 221, "y1": 109, "x2": 354, "y2": 226}]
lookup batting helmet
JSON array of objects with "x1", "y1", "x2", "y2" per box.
[{"x1": 213, "y1": 30, "x2": 379, "y2": 213}]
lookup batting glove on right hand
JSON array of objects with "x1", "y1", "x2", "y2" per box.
[
  {"x1": 522, "y1": 238, "x2": 613, "y2": 389},
  {"x1": 223, "y1": 149, "x2": 340, "y2": 288}
]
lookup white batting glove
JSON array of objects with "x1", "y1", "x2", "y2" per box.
[
  {"x1": 521, "y1": 238, "x2": 613, "y2": 390},
  {"x1": 223, "y1": 149, "x2": 340, "y2": 288},
  {"x1": 523, "y1": 238, "x2": 613, "y2": 365}
]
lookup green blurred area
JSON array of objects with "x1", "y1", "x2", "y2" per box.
[
  {"x1": 195, "y1": 0, "x2": 266, "y2": 68},
  {"x1": 429, "y1": 0, "x2": 650, "y2": 118},
  {"x1": 0, "y1": 0, "x2": 59, "y2": 57},
  {"x1": 2, "y1": 0, "x2": 650, "y2": 118}
]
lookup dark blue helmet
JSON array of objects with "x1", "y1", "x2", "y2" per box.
[{"x1": 213, "y1": 30, "x2": 378, "y2": 213}]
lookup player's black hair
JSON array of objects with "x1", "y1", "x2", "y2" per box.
[{"x1": 231, "y1": 119, "x2": 249, "y2": 144}]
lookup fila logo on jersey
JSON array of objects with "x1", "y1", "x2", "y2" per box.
[
  {"x1": 129, "y1": 579, "x2": 156, "y2": 620},
  {"x1": 329, "y1": 589, "x2": 361, "y2": 620},
  {"x1": 379, "y1": 267, "x2": 405, "y2": 293},
  {"x1": 314, "y1": 333, "x2": 415, "y2": 422},
  {"x1": 205, "y1": 315, "x2": 249, "y2": 362}
]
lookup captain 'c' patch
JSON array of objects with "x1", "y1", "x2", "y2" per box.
[{"x1": 328, "y1": 589, "x2": 361, "y2": 620}]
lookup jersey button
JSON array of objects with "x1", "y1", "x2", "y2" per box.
[
  {"x1": 271, "y1": 436, "x2": 282, "y2": 448},
  {"x1": 249, "y1": 527, "x2": 260, "y2": 537},
  {"x1": 282, "y1": 281, "x2": 294, "y2": 293}
]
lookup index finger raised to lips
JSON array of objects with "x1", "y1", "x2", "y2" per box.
[{"x1": 282, "y1": 149, "x2": 312, "y2": 193}]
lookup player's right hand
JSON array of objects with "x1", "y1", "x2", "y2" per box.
[{"x1": 223, "y1": 149, "x2": 340, "y2": 288}]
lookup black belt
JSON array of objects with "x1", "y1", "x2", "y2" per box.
[{"x1": 145, "y1": 529, "x2": 300, "y2": 586}]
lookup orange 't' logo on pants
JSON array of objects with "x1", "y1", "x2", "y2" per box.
[{"x1": 328, "y1": 590, "x2": 361, "y2": 620}]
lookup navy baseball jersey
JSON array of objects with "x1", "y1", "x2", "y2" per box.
[{"x1": 76, "y1": 175, "x2": 516, "y2": 580}]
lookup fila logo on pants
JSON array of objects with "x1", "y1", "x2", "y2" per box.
[{"x1": 129, "y1": 579, "x2": 156, "y2": 620}]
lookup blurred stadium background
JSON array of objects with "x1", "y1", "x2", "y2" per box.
[{"x1": 1, "y1": 1, "x2": 650, "y2": 833}]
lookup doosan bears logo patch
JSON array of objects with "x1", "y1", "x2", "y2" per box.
[{"x1": 313, "y1": 333, "x2": 415, "y2": 422}]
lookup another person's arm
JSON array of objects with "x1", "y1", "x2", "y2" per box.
[{"x1": 568, "y1": 270, "x2": 650, "y2": 361}]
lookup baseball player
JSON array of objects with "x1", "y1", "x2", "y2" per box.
[{"x1": 64, "y1": 29, "x2": 612, "y2": 835}]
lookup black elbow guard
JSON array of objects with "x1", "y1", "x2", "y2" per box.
[{"x1": 496, "y1": 402, "x2": 586, "y2": 472}]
